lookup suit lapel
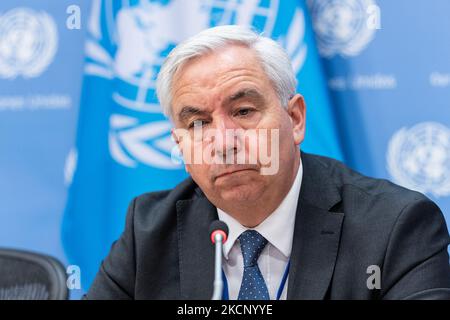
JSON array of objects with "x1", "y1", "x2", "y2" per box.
[
  {"x1": 287, "y1": 154, "x2": 345, "y2": 299},
  {"x1": 176, "y1": 193, "x2": 218, "y2": 299}
]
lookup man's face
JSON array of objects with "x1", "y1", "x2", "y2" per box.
[{"x1": 171, "y1": 45, "x2": 305, "y2": 208}]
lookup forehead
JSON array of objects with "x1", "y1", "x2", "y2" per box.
[{"x1": 171, "y1": 45, "x2": 272, "y2": 100}]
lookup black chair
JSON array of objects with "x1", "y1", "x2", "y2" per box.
[{"x1": 0, "y1": 248, "x2": 68, "y2": 300}]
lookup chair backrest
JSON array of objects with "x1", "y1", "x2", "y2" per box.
[{"x1": 0, "y1": 248, "x2": 68, "y2": 300}]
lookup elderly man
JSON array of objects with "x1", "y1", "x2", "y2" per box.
[{"x1": 86, "y1": 25, "x2": 450, "y2": 300}]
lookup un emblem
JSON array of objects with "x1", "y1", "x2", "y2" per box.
[
  {"x1": 308, "y1": 0, "x2": 378, "y2": 57},
  {"x1": 85, "y1": 0, "x2": 307, "y2": 169},
  {"x1": 0, "y1": 7, "x2": 58, "y2": 79},
  {"x1": 387, "y1": 122, "x2": 450, "y2": 198}
]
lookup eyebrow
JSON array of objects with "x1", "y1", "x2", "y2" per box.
[
  {"x1": 177, "y1": 88, "x2": 266, "y2": 123},
  {"x1": 224, "y1": 88, "x2": 265, "y2": 107},
  {"x1": 177, "y1": 106, "x2": 209, "y2": 123}
]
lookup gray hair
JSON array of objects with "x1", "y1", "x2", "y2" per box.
[{"x1": 156, "y1": 25, "x2": 297, "y2": 119}]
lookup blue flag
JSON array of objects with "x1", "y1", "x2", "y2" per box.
[{"x1": 63, "y1": 0, "x2": 344, "y2": 290}]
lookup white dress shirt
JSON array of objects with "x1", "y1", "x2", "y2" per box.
[{"x1": 217, "y1": 160, "x2": 303, "y2": 300}]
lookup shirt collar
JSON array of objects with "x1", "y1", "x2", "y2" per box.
[{"x1": 217, "y1": 160, "x2": 303, "y2": 260}]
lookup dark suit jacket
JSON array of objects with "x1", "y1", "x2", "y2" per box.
[{"x1": 86, "y1": 153, "x2": 450, "y2": 299}]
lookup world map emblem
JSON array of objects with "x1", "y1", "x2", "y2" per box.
[
  {"x1": 0, "y1": 7, "x2": 58, "y2": 79},
  {"x1": 308, "y1": 0, "x2": 377, "y2": 57},
  {"x1": 387, "y1": 122, "x2": 450, "y2": 198}
]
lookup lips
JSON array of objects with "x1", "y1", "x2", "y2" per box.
[{"x1": 214, "y1": 167, "x2": 258, "y2": 180}]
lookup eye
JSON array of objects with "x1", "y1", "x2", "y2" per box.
[
  {"x1": 188, "y1": 119, "x2": 209, "y2": 129},
  {"x1": 235, "y1": 107, "x2": 254, "y2": 117}
]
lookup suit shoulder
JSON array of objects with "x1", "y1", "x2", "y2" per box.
[
  {"x1": 304, "y1": 154, "x2": 449, "y2": 248},
  {"x1": 130, "y1": 176, "x2": 198, "y2": 221},
  {"x1": 305, "y1": 153, "x2": 430, "y2": 210}
]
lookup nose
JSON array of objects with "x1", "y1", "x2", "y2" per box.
[{"x1": 211, "y1": 115, "x2": 243, "y2": 161}]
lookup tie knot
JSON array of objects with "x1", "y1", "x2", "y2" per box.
[{"x1": 238, "y1": 230, "x2": 268, "y2": 267}]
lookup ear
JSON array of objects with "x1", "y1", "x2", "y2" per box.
[{"x1": 287, "y1": 94, "x2": 306, "y2": 145}]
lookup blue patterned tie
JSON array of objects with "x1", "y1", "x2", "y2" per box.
[{"x1": 237, "y1": 230, "x2": 270, "y2": 300}]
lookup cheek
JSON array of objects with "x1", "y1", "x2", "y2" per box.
[
  {"x1": 258, "y1": 105, "x2": 291, "y2": 134},
  {"x1": 277, "y1": 116, "x2": 297, "y2": 156},
  {"x1": 186, "y1": 163, "x2": 213, "y2": 186}
]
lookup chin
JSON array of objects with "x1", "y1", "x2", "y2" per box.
[{"x1": 219, "y1": 183, "x2": 264, "y2": 203}]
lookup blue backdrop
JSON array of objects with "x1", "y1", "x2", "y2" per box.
[
  {"x1": 0, "y1": 0, "x2": 449, "y2": 297},
  {"x1": 0, "y1": 0, "x2": 87, "y2": 270}
]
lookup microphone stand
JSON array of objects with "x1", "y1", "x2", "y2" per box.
[{"x1": 211, "y1": 232, "x2": 224, "y2": 300}]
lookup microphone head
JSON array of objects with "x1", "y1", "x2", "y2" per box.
[{"x1": 209, "y1": 220, "x2": 229, "y2": 244}]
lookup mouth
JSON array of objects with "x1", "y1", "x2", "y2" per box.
[{"x1": 214, "y1": 168, "x2": 258, "y2": 180}]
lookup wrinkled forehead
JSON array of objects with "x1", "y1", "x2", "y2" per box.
[
  {"x1": 172, "y1": 44, "x2": 267, "y2": 88},
  {"x1": 170, "y1": 46, "x2": 275, "y2": 115}
]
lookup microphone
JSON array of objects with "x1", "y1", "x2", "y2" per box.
[{"x1": 209, "y1": 220, "x2": 229, "y2": 300}]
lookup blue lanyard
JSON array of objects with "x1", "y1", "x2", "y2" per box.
[{"x1": 221, "y1": 260, "x2": 291, "y2": 300}]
